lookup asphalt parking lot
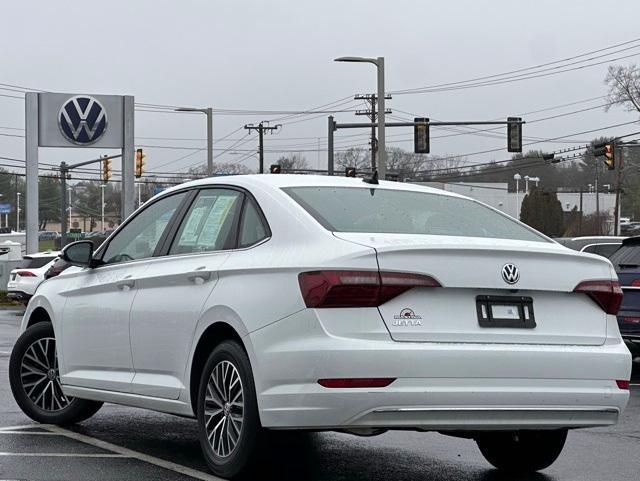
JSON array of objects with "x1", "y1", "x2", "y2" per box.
[{"x1": 1, "y1": 308, "x2": 639, "y2": 481}]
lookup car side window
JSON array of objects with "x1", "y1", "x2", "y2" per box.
[
  {"x1": 169, "y1": 189, "x2": 242, "y2": 255},
  {"x1": 102, "y1": 192, "x2": 187, "y2": 265},
  {"x1": 238, "y1": 198, "x2": 269, "y2": 248}
]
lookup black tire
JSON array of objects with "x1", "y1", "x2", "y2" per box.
[
  {"x1": 476, "y1": 429, "x2": 568, "y2": 473},
  {"x1": 197, "y1": 340, "x2": 261, "y2": 479},
  {"x1": 9, "y1": 322, "x2": 103, "y2": 425}
]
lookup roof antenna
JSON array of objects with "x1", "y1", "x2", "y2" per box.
[{"x1": 363, "y1": 169, "x2": 379, "y2": 185}]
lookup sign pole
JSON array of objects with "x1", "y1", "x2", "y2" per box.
[
  {"x1": 121, "y1": 96, "x2": 135, "y2": 219},
  {"x1": 25, "y1": 93, "x2": 39, "y2": 254}
]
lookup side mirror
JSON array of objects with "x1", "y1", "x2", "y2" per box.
[{"x1": 61, "y1": 240, "x2": 94, "y2": 268}]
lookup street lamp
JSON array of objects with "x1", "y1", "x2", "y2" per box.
[
  {"x1": 174, "y1": 107, "x2": 213, "y2": 176},
  {"x1": 16, "y1": 192, "x2": 21, "y2": 232},
  {"x1": 514, "y1": 173, "x2": 521, "y2": 220},
  {"x1": 334, "y1": 56, "x2": 386, "y2": 180}
]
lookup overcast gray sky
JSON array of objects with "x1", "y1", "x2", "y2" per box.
[{"x1": 1, "y1": 0, "x2": 639, "y2": 176}]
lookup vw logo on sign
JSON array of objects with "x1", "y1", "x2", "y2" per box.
[
  {"x1": 501, "y1": 263, "x2": 520, "y2": 284},
  {"x1": 58, "y1": 95, "x2": 107, "y2": 145}
]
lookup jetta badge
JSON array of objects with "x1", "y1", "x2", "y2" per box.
[
  {"x1": 501, "y1": 263, "x2": 520, "y2": 284},
  {"x1": 58, "y1": 95, "x2": 107, "y2": 145}
]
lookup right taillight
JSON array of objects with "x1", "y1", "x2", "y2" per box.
[
  {"x1": 573, "y1": 280, "x2": 623, "y2": 315},
  {"x1": 298, "y1": 270, "x2": 441, "y2": 308}
]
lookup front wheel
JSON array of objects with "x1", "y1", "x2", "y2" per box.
[
  {"x1": 476, "y1": 429, "x2": 568, "y2": 473},
  {"x1": 9, "y1": 322, "x2": 103, "y2": 424},
  {"x1": 197, "y1": 340, "x2": 261, "y2": 479}
]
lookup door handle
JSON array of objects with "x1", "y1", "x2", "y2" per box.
[
  {"x1": 187, "y1": 267, "x2": 213, "y2": 284},
  {"x1": 116, "y1": 276, "x2": 135, "y2": 291}
]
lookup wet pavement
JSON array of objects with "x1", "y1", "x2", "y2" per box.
[{"x1": 1, "y1": 308, "x2": 638, "y2": 481}]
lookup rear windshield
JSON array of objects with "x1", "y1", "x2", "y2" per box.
[
  {"x1": 20, "y1": 256, "x2": 56, "y2": 269},
  {"x1": 284, "y1": 186, "x2": 548, "y2": 242},
  {"x1": 610, "y1": 245, "x2": 640, "y2": 268}
]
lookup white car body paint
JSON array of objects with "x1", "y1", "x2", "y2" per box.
[{"x1": 20, "y1": 175, "x2": 631, "y2": 431}]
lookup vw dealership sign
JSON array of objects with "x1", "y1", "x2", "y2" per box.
[
  {"x1": 24, "y1": 92, "x2": 135, "y2": 254},
  {"x1": 58, "y1": 95, "x2": 108, "y2": 145},
  {"x1": 37, "y1": 92, "x2": 125, "y2": 149}
]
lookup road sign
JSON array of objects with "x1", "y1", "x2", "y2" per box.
[{"x1": 0, "y1": 203, "x2": 11, "y2": 215}]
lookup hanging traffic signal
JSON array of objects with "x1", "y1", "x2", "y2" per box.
[
  {"x1": 270, "y1": 164, "x2": 282, "y2": 174},
  {"x1": 604, "y1": 144, "x2": 615, "y2": 170},
  {"x1": 102, "y1": 157, "x2": 112, "y2": 183},
  {"x1": 345, "y1": 167, "x2": 356, "y2": 177},
  {"x1": 135, "y1": 148, "x2": 146, "y2": 178},
  {"x1": 507, "y1": 117, "x2": 522, "y2": 153},
  {"x1": 413, "y1": 117, "x2": 430, "y2": 154},
  {"x1": 593, "y1": 142, "x2": 615, "y2": 170}
]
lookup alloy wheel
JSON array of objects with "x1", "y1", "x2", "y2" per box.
[
  {"x1": 20, "y1": 337, "x2": 72, "y2": 411},
  {"x1": 204, "y1": 360, "x2": 244, "y2": 458}
]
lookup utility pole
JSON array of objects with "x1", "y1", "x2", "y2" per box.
[
  {"x1": 595, "y1": 161, "x2": 600, "y2": 235},
  {"x1": 579, "y1": 188, "x2": 583, "y2": 236},
  {"x1": 614, "y1": 145, "x2": 624, "y2": 236},
  {"x1": 355, "y1": 94, "x2": 392, "y2": 172},
  {"x1": 244, "y1": 122, "x2": 281, "y2": 173}
]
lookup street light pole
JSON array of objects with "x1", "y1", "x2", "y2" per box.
[
  {"x1": 514, "y1": 173, "x2": 521, "y2": 220},
  {"x1": 334, "y1": 56, "x2": 387, "y2": 180},
  {"x1": 175, "y1": 107, "x2": 214, "y2": 176},
  {"x1": 16, "y1": 192, "x2": 21, "y2": 232},
  {"x1": 100, "y1": 184, "x2": 106, "y2": 232}
]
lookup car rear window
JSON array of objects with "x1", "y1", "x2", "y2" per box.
[
  {"x1": 610, "y1": 244, "x2": 640, "y2": 268},
  {"x1": 283, "y1": 186, "x2": 548, "y2": 242},
  {"x1": 19, "y1": 256, "x2": 56, "y2": 269}
]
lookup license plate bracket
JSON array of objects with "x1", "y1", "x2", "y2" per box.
[{"x1": 476, "y1": 295, "x2": 536, "y2": 328}]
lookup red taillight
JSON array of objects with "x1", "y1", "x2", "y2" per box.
[
  {"x1": 298, "y1": 270, "x2": 441, "y2": 308},
  {"x1": 623, "y1": 317, "x2": 640, "y2": 324},
  {"x1": 573, "y1": 280, "x2": 623, "y2": 315},
  {"x1": 318, "y1": 378, "x2": 396, "y2": 388},
  {"x1": 16, "y1": 271, "x2": 37, "y2": 277},
  {"x1": 616, "y1": 380, "x2": 630, "y2": 390},
  {"x1": 631, "y1": 279, "x2": 640, "y2": 287}
]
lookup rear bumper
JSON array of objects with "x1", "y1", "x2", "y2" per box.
[
  {"x1": 249, "y1": 309, "x2": 631, "y2": 430},
  {"x1": 6, "y1": 290, "x2": 31, "y2": 302}
]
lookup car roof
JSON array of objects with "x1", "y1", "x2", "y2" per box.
[{"x1": 157, "y1": 174, "x2": 467, "y2": 200}]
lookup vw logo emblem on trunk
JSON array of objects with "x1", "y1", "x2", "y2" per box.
[
  {"x1": 58, "y1": 95, "x2": 107, "y2": 145},
  {"x1": 501, "y1": 263, "x2": 520, "y2": 284}
]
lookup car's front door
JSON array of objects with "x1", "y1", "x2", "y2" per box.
[
  {"x1": 128, "y1": 188, "x2": 245, "y2": 399},
  {"x1": 60, "y1": 191, "x2": 188, "y2": 393}
]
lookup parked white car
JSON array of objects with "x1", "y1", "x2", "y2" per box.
[
  {"x1": 9, "y1": 175, "x2": 631, "y2": 478},
  {"x1": 7, "y1": 251, "x2": 60, "y2": 303}
]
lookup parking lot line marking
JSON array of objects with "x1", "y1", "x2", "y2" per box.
[
  {"x1": 0, "y1": 452, "x2": 129, "y2": 458},
  {"x1": 44, "y1": 425, "x2": 224, "y2": 481},
  {"x1": 0, "y1": 425, "x2": 42, "y2": 432},
  {"x1": 0, "y1": 431, "x2": 61, "y2": 435}
]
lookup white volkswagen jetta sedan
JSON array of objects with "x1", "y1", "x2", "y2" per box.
[{"x1": 9, "y1": 175, "x2": 631, "y2": 478}]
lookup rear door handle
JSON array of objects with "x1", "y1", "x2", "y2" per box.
[
  {"x1": 187, "y1": 267, "x2": 213, "y2": 284},
  {"x1": 116, "y1": 276, "x2": 135, "y2": 291}
]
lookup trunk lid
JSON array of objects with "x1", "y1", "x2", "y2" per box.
[{"x1": 334, "y1": 233, "x2": 613, "y2": 345}]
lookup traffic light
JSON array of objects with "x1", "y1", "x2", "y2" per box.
[
  {"x1": 135, "y1": 148, "x2": 146, "y2": 178},
  {"x1": 604, "y1": 144, "x2": 615, "y2": 170},
  {"x1": 101, "y1": 157, "x2": 112, "y2": 183},
  {"x1": 345, "y1": 167, "x2": 356, "y2": 177},
  {"x1": 507, "y1": 117, "x2": 522, "y2": 153},
  {"x1": 270, "y1": 164, "x2": 282, "y2": 174},
  {"x1": 414, "y1": 117, "x2": 430, "y2": 154},
  {"x1": 593, "y1": 142, "x2": 615, "y2": 170}
]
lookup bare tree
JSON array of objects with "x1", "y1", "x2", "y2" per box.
[
  {"x1": 189, "y1": 162, "x2": 254, "y2": 176},
  {"x1": 335, "y1": 147, "x2": 371, "y2": 171},
  {"x1": 605, "y1": 64, "x2": 640, "y2": 115},
  {"x1": 276, "y1": 154, "x2": 308, "y2": 171}
]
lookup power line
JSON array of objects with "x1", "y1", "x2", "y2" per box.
[{"x1": 391, "y1": 37, "x2": 640, "y2": 94}]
